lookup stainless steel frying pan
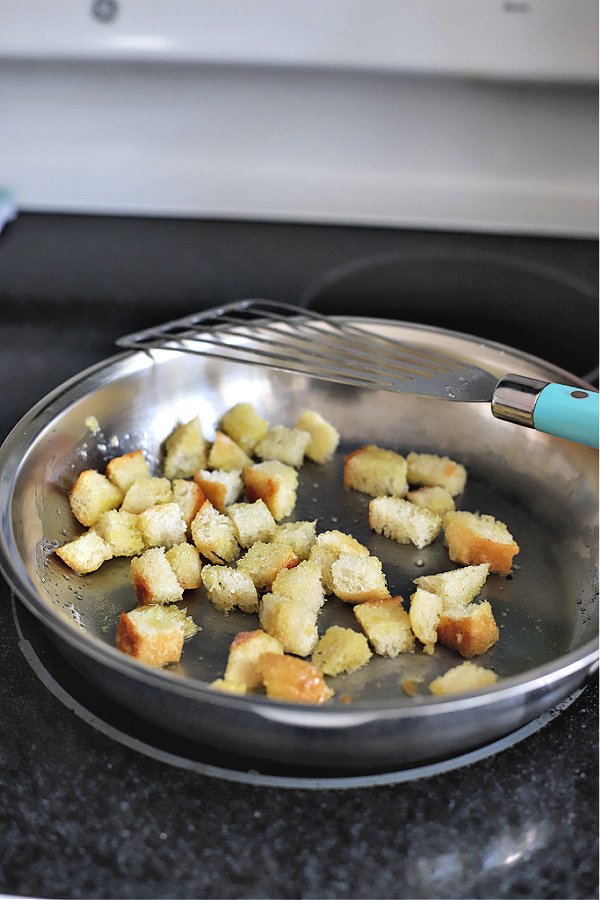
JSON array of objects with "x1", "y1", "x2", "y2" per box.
[{"x1": 0, "y1": 316, "x2": 597, "y2": 772}]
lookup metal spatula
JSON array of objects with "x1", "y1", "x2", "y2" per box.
[{"x1": 117, "y1": 299, "x2": 599, "y2": 448}]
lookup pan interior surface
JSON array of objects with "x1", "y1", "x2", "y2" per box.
[{"x1": 1, "y1": 319, "x2": 597, "y2": 766}]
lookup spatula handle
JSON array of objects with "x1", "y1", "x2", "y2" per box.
[{"x1": 492, "y1": 375, "x2": 599, "y2": 448}]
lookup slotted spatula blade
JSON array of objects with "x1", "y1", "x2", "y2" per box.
[{"x1": 117, "y1": 300, "x2": 599, "y2": 448}]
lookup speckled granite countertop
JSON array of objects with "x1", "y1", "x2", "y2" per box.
[{"x1": 0, "y1": 214, "x2": 597, "y2": 899}]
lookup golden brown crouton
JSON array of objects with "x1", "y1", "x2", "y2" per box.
[
  {"x1": 269, "y1": 520, "x2": 317, "y2": 561},
  {"x1": 116, "y1": 604, "x2": 198, "y2": 668},
  {"x1": 207, "y1": 430, "x2": 253, "y2": 472},
  {"x1": 193, "y1": 468, "x2": 244, "y2": 513},
  {"x1": 69, "y1": 469, "x2": 123, "y2": 527},
  {"x1": 308, "y1": 530, "x2": 370, "y2": 594},
  {"x1": 406, "y1": 452, "x2": 467, "y2": 497},
  {"x1": 137, "y1": 502, "x2": 188, "y2": 550},
  {"x1": 260, "y1": 653, "x2": 333, "y2": 704},
  {"x1": 201, "y1": 565, "x2": 259, "y2": 614},
  {"x1": 120, "y1": 477, "x2": 173, "y2": 515},
  {"x1": 409, "y1": 588, "x2": 443, "y2": 654},
  {"x1": 414, "y1": 563, "x2": 490, "y2": 610},
  {"x1": 255, "y1": 424, "x2": 312, "y2": 467},
  {"x1": 236, "y1": 541, "x2": 299, "y2": 590},
  {"x1": 221, "y1": 629, "x2": 284, "y2": 693},
  {"x1": 105, "y1": 449, "x2": 151, "y2": 493},
  {"x1": 130, "y1": 547, "x2": 184, "y2": 605},
  {"x1": 92, "y1": 509, "x2": 144, "y2": 557},
  {"x1": 406, "y1": 485, "x2": 455, "y2": 516},
  {"x1": 312, "y1": 626, "x2": 372, "y2": 676},
  {"x1": 369, "y1": 495, "x2": 441, "y2": 549},
  {"x1": 344, "y1": 445, "x2": 408, "y2": 497},
  {"x1": 244, "y1": 460, "x2": 298, "y2": 521},
  {"x1": 331, "y1": 553, "x2": 390, "y2": 604},
  {"x1": 429, "y1": 660, "x2": 498, "y2": 695},
  {"x1": 443, "y1": 511, "x2": 519, "y2": 576},
  {"x1": 165, "y1": 542, "x2": 203, "y2": 590},
  {"x1": 190, "y1": 500, "x2": 240, "y2": 564},
  {"x1": 296, "y1": 410, "x2": 340, "y2": 464},
  {"x1": 437, "y1": 601, "x2": 500, "y2": 658},
  {"x1": 220, "y1": 402, "x2": 269, "y2": 454},
  {"x1": 259, "y1": 593, "x2": 320, "y2": 657},
  {"x1": 226, "y1": 499, "x2": 277, "y2": 548},
  {"x1": 172, "y1": 478, "x2": 205, "y2": 529},
  {"x1": 55, "y1": 530, "x2": 114, "y2": 574},
  {"x1": 271, "y1": 560, "x2": 325, "y2": 612},
  {"x1": 354, "y1": 596, "x2": 415, "y2": 657},
  {"x1": 163, "y1": 416, "x2": 209, "y2": 479}
]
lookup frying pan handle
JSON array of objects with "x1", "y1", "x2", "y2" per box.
[{"x1": 492, "y1": 376, "x2": 599, "y2": 448}]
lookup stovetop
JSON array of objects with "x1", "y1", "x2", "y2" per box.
[{"x1": 0, "y1": 213, "x2": 597, "y2": 899}]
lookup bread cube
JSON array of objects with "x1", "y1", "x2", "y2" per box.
[
  {"x1": 236, "y1": 541, "x2": 299, "y2": 590},
  {"x1": 120, "y1": 477, "x2": 173, "y2": 515},
  {"x1": 165, "y1": 542, "x2": 203, "y2": 590},
  {"x1": 207, "y1": 430, "x2": 253, "y2": 472},
  {"x1": 191, "y1": 500, "x2": 240, "y2": 564},
  {"x1": 172, "y1": 478, "x2": 205, "y2": 529},
  {"x1": 406, "y1": 452, "x2": 467, "y2": 497},
  {"x1": 201, "y1": 565, "x2": 259, "y2": 614},
  {"x1": 69, "y1": 469, "x2": 123, "y2": 527},
  {"x1": 220, "y1": 402, "x2": 269, "y2": 454},
  {"x1": 369, "y1": 496, "x2": 441, "y2": 549},
  {"x1": 116, "y1": 604, "x2": 198, "y2": 668},
  {"x1": 354, "y1": 596, "x2": 415, "y2": 657},
  {"x1": 260, "y1": 653, "x2": 333, "y2": 704},
  {"x1": 163, "y1": 416, "x2": 209, "y2": 479},
  {"x1": 437, "y1": 600, "x2": 499, "y2": 658},
  {"x1": 137, "y1": 502, "x2": 188, "y2": 550},
  {"x1": 269, "y1": 520, "x2": 317, "y2": 561},
  {"x1": 244, "y1": 460, "x2": 298, "y2": 521},
  {"x1": 409, "y1": 588, "x2": 443, "y2": 654},
  {"x1": 221, "y1": 629, "x2": 284, "y2": 693},
  {"x1": 130, "y1": 547, "x2": 184, "y2": 605},
  {"x1": 414, "y1": 563, "x2": 490, "y2": 610},
  {"x1": 331, "y1": 554, "x2": 390, "y2": 603},
  {"x1": 343, "y1": 445, "x2": 408, "y2": 497},
  {"x1": 259, "y1": 593, "x2": 320, "y2": 657},
  {"x1": 443, "y1": 511, "x2": 519, "y2": 576},
  {"x1": 429, "y1": 660, "x2": 498, "y2": 696},
  {"x1": 210, "y1": 678, "x2": 246, "y2": 695},
  {"x1": 92, "y1": 509, "x2": 144, "y2": 557},
  {"x1": 311, "y1": 626, "x2": 372, "y2": 676},
  {"x1": 296, "y1": 410, "x2": 340, "y2": 464},
  {"x1": 105, "y1": 449, "x2": 151, "y2": 493},
  {"x1": 271, "y1": 560, "x2": 325, "y2": 613},
  {"x1": 308, "y1": 530, "x2": 369, "y2": 594},
  {"x1": 255, "y1": 424, "x2": 311, "y2": 467},
  {"x1": 55, "y1": 530, "x2": 113, "y2": 574},
  {"x1": 406, "y1": 485, "x2": 455, "y2": 516},
  {"x1": 193, "y1": 468, "x2": 244, "y2": 513},
  {"x1": 226, "y1": 499, "x2": 277, "y2": 548}
]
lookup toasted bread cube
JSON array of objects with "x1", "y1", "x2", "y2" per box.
[
  {"x1": 414, "y1": 563, "x2": 490, "y2": 610},
  {"x1": 137, "y1": 502, "x2": 188, "y2": 550},
  {"x1": 409, "y1": 588, "x2": 443, "y2": 654},
  {"x1": 236, "y1": 541, "x2": 299, "y2": 590},
  {"x1": 443, "y1": 511, "x2": 519, "y2": 576},
  {"x1": 406, "y1": 485, "x2": 455, "y2": 516},
  {"x1": 437, "y1": 600, "x2": 499, "y2": 658},
  {"x1": 312, "y1": 626, "x2": 372, "y2": 676},
  {"x1": 244, "y1": 460, "x2": 298, "y2": 521},
  {"x1": 220, "y1": 402, "x2": 269, "y2": 454},
  {"x1": 92, "y1": 509, "x2": 144, "y2": 557},
  {"x1": 260, "y1": 653, "x2": 333, "y2": 704},
  {"x1": 116, "y1": 604, "x2": 198, "y2": 668},
  {"x1": 226, "y1": 499, "x2": 277, "y2": 548},
  {"x1": 429, "y1": 660, "x2": 498, "y2": 696},
  {"x1": 130, "y1": 547, "x2": 184, "y2": 605},
  {"x1": 296, "y1": 410, "x2": 340, "y2": 464},
  {"x1": 343, "y1": 445, "x2": 408, "y2": 497},
  {"x1": 105, "y1": 450, "x2": 151, "y2": 493},
  {"x1": 255, "y1": 424, "x2": 311, "y2": 468},
  {"x1": 120, "y1": 477, "x2": 173, "y2": 515},
  {"x1": 210, "y1": 678, "x2": 246, "y2": 695},
  {"x1": 221, "y1": 629, "x2": 284, "y2": 693},
  {"x1": 172, "y1": 478, "x2": 205, "y2": 529},
  {"x1": 163, "y1": 416, "x2": 209, "y2": 479},
  {"x1": 369, "y1": 496, "x2": 441, "y2": 549},
  {"x1": 259, "y1": 593, "x2": 320, "y2": 657},
  {"x1": 331, "y1": 554, "x2": 390, "y2": 604},
  {"x1": 271, "y1": 560, "x2": 325, "y2": 613},
  {"x1": 165, "y1": 542, "x2": 203, "y2": 590},
  {"x1": 207, "y1": 430, "x2": 253, "y2": 472},
  {"x1": 406, "y1": 452, "x2": 467, "y2": 497},
  {"x1": 201, "y1": 565, "x2": 259, "y2": 614},
  {"x1": 191, "y1": 500, "x2": 240, "y2": 564},
  {"x1": 308, "y1": 530, "x2": 370, "y2": 594},
  {"x1": 69, "y1": 469, "x2": 123, "y2": 527},
  {"x1": 354, "y1": 596, "x2": 415, "y2": 657},
  {"x1": 193, "y1": 468, "x2": 243, "y2": 514},
  {"x1": 269, "y1": 520, "x2": 317, "y2": 561},
  {"x1": 55, "y1": 530, "x2": 113, "y2": 574}
]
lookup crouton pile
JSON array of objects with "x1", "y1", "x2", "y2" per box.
[{"x1": 55, "y1": 401, "x2": 519, "y2": 702}]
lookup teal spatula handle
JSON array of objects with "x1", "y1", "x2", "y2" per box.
[{"x1": 492, "y1": 375, "x2": 599, "y2": 448}]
